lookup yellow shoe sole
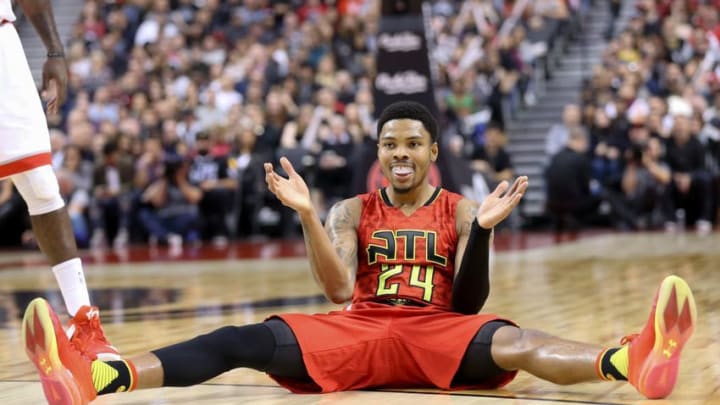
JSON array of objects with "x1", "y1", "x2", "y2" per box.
[
  {"x1": 22, "y1": 298, "x2": 86, "y2": 405},
  {"x1": 637, "y1": 275, "x2": 697, "y2": 399}
]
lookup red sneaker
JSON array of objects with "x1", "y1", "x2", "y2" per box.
[
  {"x1": 67, "y1": 306, "x2": 120, "y2": 361},
  {"x1": 625, "y1": 275, "x2": 697, "y2": 399},
  {"x1": 23, "y1": 298, "x2": 97, "y2": 405}
]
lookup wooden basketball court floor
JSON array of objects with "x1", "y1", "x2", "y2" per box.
[{"x1": 0, "y1": 231, "x2": 718, "y2": 405}]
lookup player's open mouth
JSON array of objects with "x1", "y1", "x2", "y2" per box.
[{"x1": 391, "y1": 165, "x2": 413, "y2": 180}]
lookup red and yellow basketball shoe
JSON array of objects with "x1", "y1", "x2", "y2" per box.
[
  {"x1": 67, "y1": 305, "x2": 120, "y2": 361},
  {"x1": 22, "y1": 298, "x2": 97, "y2": 405},
  {"x1": 625, "y1": 275, "x2": 697, "y2": 399}
]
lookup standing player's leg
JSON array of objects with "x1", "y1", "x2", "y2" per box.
[
  {"x1": 12, "y1": 166, "x2": 87, "y2": 313},
  {"x1": 485, "y1": 275, "x2": 696, "y2": 399},
  {"x1": 11, "y1": 166, "x2": 119, "y2": 360},
  {"x1": 0, "y1": 22, "x2": 117, "y2": 360}
]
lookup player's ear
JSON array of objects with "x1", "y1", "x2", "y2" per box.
[{"x1": 430, "y1": 142, "x2": 438, "y2": 162}]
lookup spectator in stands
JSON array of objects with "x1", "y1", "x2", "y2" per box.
[
  {"x1": 545, "y1": 127, "x2": 600, "y2": 231},
  {"x1": 591, "y1": 131, "x2": 624, "y2": 192},
  {"x1": 313, "y1": 114, "x2": 355, "y2": 218},
  {"x1": 138, "y1": 156, "x2": 203, "y2": 250},
  {"x1": 248, "y1": 103, "x2": 283, "y2": 163},
  {"x1": 545, "y1": 103, "x2": 582, "y2": 158},
  {"x1": 472, "y1": 45, "x2": 506, "y2": 126},
  {"x1": 446, "y1": 78, "x2": 476, "y2": 126},
  {"x1": 59, "y1": 144, "x2": 93, "y2": 193},
  {"x1": 605, "y1": 0, "x2": 621, "y2": 40},
  {"x1": 88, "y1": 86, "x2": 119, "y2": 125},
  {"x1": 469, "y1": 123, "x2": 514, "y2": 191},
  {"x1": 85, "y1": 50, "x2": 113, "y2": 91},
  {"x1": 134, "y1": 136, "x2": 165, "y2": 192},
  {"x1": 134, "y1": 0, "x2": 179, "y2": 47},
  {"x1": 56, "y1": 169, "x2": 91, "y2": 249},
  {"x1": 49, "y1": 129, "x2": 68, "y2": 170},
  {"x1": 0, "y1": 180, "x2": 31, "y2": 247},
  {"x1": 91, "y1": 140, "x2": 135, "y2": 249},
  {"x1": 607, "y1": 137, "x2": 672, "y2": 230},
  {"x1": 188, "y1": 130, "x2": 235, "y2": 246},
  {"x1": 664, "y1": 115, "x2": 714, "y2": 233},
  {"x1": 228, "y1": 121, "x2": 266, "y2": 239},
  {"x1": 700, "y1": 93, "x2": 720, "y2": 172},
  {"x1": 278, "y1": 104, "x2": 315, "y2": 162}
]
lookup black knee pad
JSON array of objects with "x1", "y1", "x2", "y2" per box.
[
  {"x1": 263, "y1": 318, "x2": 309, "y2": 380},
  {"x1": 453, "y1": 320, "x2": 513, "y2": 385}
]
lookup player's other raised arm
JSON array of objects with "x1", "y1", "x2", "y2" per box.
[
  {"x1": 265, "y1": 157, "x2": 360, "y2": 303},
  {"x1": 452, "y1": 176, "x2": 528, "y2": 314},
  {"x1": 452, "y1": 198, "x2": 491, "y2": 314}
]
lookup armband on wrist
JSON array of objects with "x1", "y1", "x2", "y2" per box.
[{"x1": 470, "y1": 220, "x2": 492, "y2": 239}]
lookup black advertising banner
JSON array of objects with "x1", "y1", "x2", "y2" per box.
[
  {"x1": 354, "y1": 0, "x2": 463, "y2": 194},
  {"x1": 373, "y1": 13, "x2": 437, "y2": 116}
]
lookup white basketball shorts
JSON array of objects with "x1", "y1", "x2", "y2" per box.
[{"x1": 0, "y1": 22, "x2": 51, "y2": 178}]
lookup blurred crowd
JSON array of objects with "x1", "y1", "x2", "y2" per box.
[
  {"x1": 1, "y1": 0, "x2": 571, "y2": 248},
  {"x1": 544, "y1": 0, "x2": 720, "y2": 234},
  {"x1": 1, "y1": 0, "x2": 597, "y2": 249}
]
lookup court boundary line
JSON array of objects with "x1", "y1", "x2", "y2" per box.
[
  {"x1": 0, "y1": 379, "x2": 640, "y2": 404},
  {"x1": 200, "y1": 382, "x2": 631, "y2": 405},
  {"x1": 376, "y1": 388, "x2": 627, "y2": 405}
]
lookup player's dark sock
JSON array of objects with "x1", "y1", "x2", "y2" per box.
[
  {"x1": 92, "y1": 360, "x2": 137, "y2": 395},
  {"x1": 596, "y1": 347, "x2": 628, "y2": 381}
]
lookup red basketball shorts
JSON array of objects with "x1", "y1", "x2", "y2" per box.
[{"x1": 269, "y1": 301, "x2": 518, "y2": 393}]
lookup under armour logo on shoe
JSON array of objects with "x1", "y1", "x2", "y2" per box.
[
  {"x1": 86, "y1": 309, "x2": 99, "y2": 320},
  {"x1": 663, "y1": 339, "x2": 678, "y2": 358}
]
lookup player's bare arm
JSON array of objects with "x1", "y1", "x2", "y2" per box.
[
  {"x1": 16, "y1": 0, "x2": 68, "y2": 113},
  {"x1": 324, "y1": 197, "x2": 361, "y2": 280},
  {"x1": 265, "y1": 157, "x2": 358, "y2": 303},
  {"x1": 452, "y1": 176, "x2": 528, "y2": 314}
]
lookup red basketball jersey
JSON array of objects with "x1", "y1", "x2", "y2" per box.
[{"x1": 352, "y1": 187, "x2": 463, "y2": 309}]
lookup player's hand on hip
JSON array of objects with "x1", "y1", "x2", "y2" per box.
[
  {"x1": 476, "y1": 176, "x2": 528, "y2": 229},
  {"x1": 264, "y1": 156, "x2": 313, "y2": 214},
  {"x1": 42, "y1": 57, "x2": 69, "y2": 115}
]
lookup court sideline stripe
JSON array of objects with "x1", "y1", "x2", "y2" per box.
[
  {"x1": 378, "y1": 388, "x2": 627, "y2": 405},
  {"x1": 0, "y1": 379, "x2": 634, "y2": 404},
  {"x1": 203, "y1": 382, "x2": 630, "y2": 405}
]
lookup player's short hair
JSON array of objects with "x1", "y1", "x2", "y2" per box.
[{"x1": 377, "y1": 101, "x2": 438, "y2": 142}]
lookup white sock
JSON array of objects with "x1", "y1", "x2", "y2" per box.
[{"x1": 52, "y1": 258, "x2": 91, "y2": 316}]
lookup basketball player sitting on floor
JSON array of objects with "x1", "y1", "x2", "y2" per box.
[{"x1": 22, "y1": 102, "x2": 696, "y2": 404}]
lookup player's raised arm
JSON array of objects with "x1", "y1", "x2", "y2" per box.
[
  {"x1": 453, "y1": 198, "x2": 489, "y2": 314},
  {"x1": 453, "y1": 176, "x2": 528, "y2": 314},
  {"x1": 322, "y1": 197, "x2": 361, "y2": 296},
  {"x1": 265, "y1": 157, "x2": 359, "y2": 303}
]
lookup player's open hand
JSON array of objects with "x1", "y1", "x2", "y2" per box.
[
  {"x1": 42, "y1": 57, "x2": 68, "y2": 115},
  {"x1": 265, "y1": 157, "x2": 313, "y2": 214},
  {"x1": 476, "y1": 176, "x2": 528, "y2": 229}
]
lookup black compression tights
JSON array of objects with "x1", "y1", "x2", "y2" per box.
[
  {"x1": 152, "y1": 318, "x2": 309, "y2": 386},
  {"x1": 152, "y1": 318, "x2": 509, "y2": 387},
  {"x1": 453, "y1": 320, "x2": 511, "y2": 385}
]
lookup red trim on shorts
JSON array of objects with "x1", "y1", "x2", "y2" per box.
[{"x1": 0, "y1": 153, "x2": 52, "y2": 178}]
